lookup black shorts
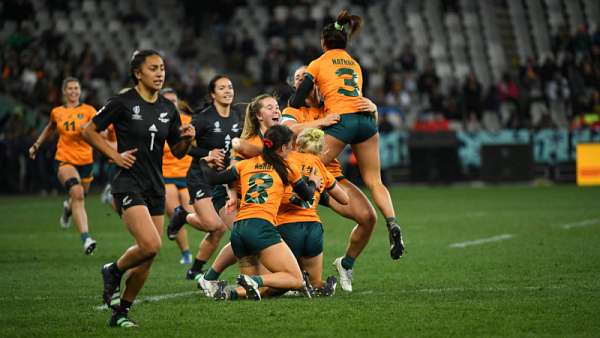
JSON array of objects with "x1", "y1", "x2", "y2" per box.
[
  {"x1": 187, "y1": 167, "x2": 214, "y2": 203},
  {"x1": 113, "y1": 192, "x2": 165, "y2": 216}
]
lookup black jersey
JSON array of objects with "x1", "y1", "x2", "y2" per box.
[
  {"x1": 93, "y1": 89, "x2": 182, "y2": 195},
  {"x1": 189, "y1": 104, "x2": 242, "y2": 168}
]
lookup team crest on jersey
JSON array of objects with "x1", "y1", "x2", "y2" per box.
[
  {"x1": 196, "y1": 190, "x2": 205, "y2": 198},
  {"x1": 231, "y1": 123, "x2": 240, "y2": 133},
  {"x1": 132, "y1": 105, "x2": 142, "y2": 120},
  {"x1": 122, "y1": 195, "x2": 132, "y2": 206},
  {"x1": 158, "y1": 112, "x2": 169, "y2": 123},
  {"x1": 213, "y1": 121, "x2": 222, "y2": 132},
  {"x1": 77, "y1": 113, "x2": 84, "y2": 119}
]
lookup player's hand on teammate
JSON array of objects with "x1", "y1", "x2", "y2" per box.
[
  {"x1": 231, "y1": 137, "x2": 241, "y2": 151},
  {"x1": 224, "y1": 189, "x2": 238, "y2": 214},
  {"x1": 207, "y1": 148, "x2": 225, "y2": 170},
  {"x1": 357, "y1": 97, "x2": 377, "y2": 115},
  {"x1": 114, "y1": 148, "x2": 138, "y2": 169},
  {"x1": 308, "y1": 168, "x2": 323, "y2": 190},
  {"x1": 318, "y1": 114, "x2": 340, "y2": 128},
  {"x1": 179, "y1": 124, "x2": 195, "y2": 140},
  {"x1": 28, "y1": 143, "x2": 40, "y2": 159}
]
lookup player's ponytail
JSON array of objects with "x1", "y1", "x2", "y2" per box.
[
  {"x1": 130, "y1": 49, "x2": 161, "y2": 84},
  {"x1": 296, "y1": 128, "x2": 325, "y2": 155},
  {"x1": 322, "y1": 10, "x2": 363, "y2": 50},
  {"x1": 262, "y1": 125, "x2": 293, "y2": 186}
]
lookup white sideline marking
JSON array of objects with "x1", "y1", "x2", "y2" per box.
[
  {"x1": 561, "y1": 219, "x2": 600, "y2": 229},
  {"x1": 94, "y1": 290, "x2": 199, "y2": 311},
  {"x1": 449, "y1": 234, "x2": 513, "y2": 248},
  {"x1": 396, "y1": 285, "x2": 567, "y2": 294}
]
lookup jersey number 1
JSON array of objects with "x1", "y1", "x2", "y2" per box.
[
  {"x1": 150, "y1": 132, "x2": 156, "y2": 151},
  {"x1": 336, "y1": 68, "x2": 360, "y2": 97}
]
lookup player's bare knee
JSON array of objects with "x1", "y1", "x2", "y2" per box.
[
  {"x1": 214, "y1": 221, "x2": 228, "y2": 234},
  {"x1": 141, "y1": 237, "x2": 162, "y2": 257},
  {"x1": 355, "y1": 207, "x2": 377, "y2": 229},
  {"x1": 206, "y1": 218, "x2": 227, "y2": 233},
  {"x1": 70, "y1": 185, "x2": 85, "y2": 201},
  {"x1": 363, "y1": 177, "x2": 383, "y2": 192}
]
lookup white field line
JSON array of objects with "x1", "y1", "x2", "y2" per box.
[
  {"x1": 449, "y1": 234, "x2": 513, "y2": 248},
  {"x1": 561, "y1": 219, "x2": 600, "y2": 229},
  {"x1": 391, "y1": 285, "x2": 568, "y2": 294},
  {"x1": 94, "y1": 290, "x2": 199, "y2": 311}
]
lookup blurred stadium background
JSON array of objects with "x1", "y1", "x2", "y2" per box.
[{"x1": 1, "y1": 0, "x2": 600, "y2": 194}]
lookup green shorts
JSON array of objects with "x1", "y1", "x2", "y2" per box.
[
  {"x1": 211, "y1": 185, "x2": 228, "y2": 212},
  {"x1": 164, "y1": 177, "x2": 187, "y2": 190},
  {"x1": 55, "y1": 161, "x2": 94, "y2": 182},
  {"x1": 277, "y1": 221, "x2": 323, "y2": 258},
  {"x1": 324, "y1": 112, "x2": 377, "y2": 144},
  {"x1": 230, "y1": 218, "x2": 281, "y2": 258}
]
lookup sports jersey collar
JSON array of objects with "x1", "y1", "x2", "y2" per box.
[{"x1": 63, "y1": 103, "x2": 82, "y2": 109}]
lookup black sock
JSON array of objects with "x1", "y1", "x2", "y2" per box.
[
  {"x1": 118, "y1": 299, "x2": 133, "y2": 316},
  {"x1": 385, "y1": 217, "x2": 396, "y2": 228},
  {"x1": 110, "y1": 262, "x2": 124, "y2": 277},
  {"x1": 191, "y1": 259, "x2": 206, "y2": 272}
]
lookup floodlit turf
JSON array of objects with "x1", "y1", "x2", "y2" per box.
[{"x1": 1, "y1": 185, "x2": 599, "y2": 337}]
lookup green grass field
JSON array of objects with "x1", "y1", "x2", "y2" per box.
[{"x1": 1, "y1": 185, "x2": 599, "y2": 337}]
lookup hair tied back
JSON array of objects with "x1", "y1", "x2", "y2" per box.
[{"x1": 263, "y1": 138, "x2": 274, "y2": 148}]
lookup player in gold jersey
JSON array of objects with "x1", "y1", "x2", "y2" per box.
[
  {"x1": 290, "y1": 10, "x2": 405, "y2": 266},
  {"x1": 29, "y1": 77, "x2": 97, "y2": 255}
]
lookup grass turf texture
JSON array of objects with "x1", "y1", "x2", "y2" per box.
[{"x1": 1, "y1": 185, "x2": 599, "y2": 337}]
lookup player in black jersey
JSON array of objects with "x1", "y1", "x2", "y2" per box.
[
  {"x1": 167, "y1": 75, "x2": 243, "y2": 281},
  {"x1": 195, "y1": 94, "x2": 284, "y2": 297},
  {"x1": 82, "y1": 50, "x2": 195, "y2": 328}
]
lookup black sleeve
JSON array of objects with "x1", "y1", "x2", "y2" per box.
[
  {"x1": 188, "y1": 145, "x2": 210, "y2": 158},
  {"x1": 292, "y1": 179, "x2": 316, "y2": 201},
  {"x1": 289, "y1": 74, "x2": 315, "y2": 108},
  {"x1": 166, "y1": 104, "x2": 182, "y2": 149},
  {"x1": 318, "y1": 190, "x2": 330, "y2": 206},
  {"x1": 92, "y1": 98, "x2": 124, "y2": 131},
  {"x1": 188, "y1": 111, "x2": 211, "y2": 157},
  {"x1": 201, "y1": 160, "x2": 238, "y2": 185}
]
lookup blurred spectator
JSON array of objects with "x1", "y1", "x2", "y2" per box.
[
  {"x1": 92, "y1": 53, "x2": 119, "y2": 82},
  {"x1": 378, "y1": 114, "x2": 394, "y2": 134},
  {"x1": 417, "y1": 61, "x2": 440, "y2": 97},
  {"x1": 573, "y1": 24, "x2": 592, "y2": 60},
  {"x1": 398, "y1": 44, "x2": 417, "y2": 72},
  {"x1": 462, "y1": 72, "x2": 483, "y2": 122}
]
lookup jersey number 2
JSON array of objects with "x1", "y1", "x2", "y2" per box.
[
  {"x1": 245, "y1": 173, "x2": 273, "y2": 204},
  {"x1": 336, "y1": 68, "x2": 360, "y2": 97}
]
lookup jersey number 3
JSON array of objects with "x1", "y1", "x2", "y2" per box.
[
  {"x1": 336, "y1": 68, "x2": 360, "y2": 97},
  {"x1": 245, "y1": 173, "x2": 273, "y2": 204}
]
